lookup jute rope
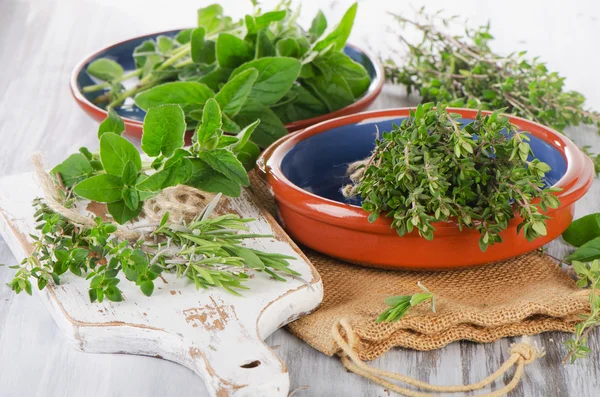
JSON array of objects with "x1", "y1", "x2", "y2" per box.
[{"x1": 332, "y1": 318, "x2": 542, "y2": 397}]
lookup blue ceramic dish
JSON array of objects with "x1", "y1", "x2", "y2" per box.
[{"x1": 70, "y1": 29, "x2": 385, "y2": 137}]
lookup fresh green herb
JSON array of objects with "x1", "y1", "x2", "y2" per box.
[
  {"x1": 52, "y1": 100, "x2": 256, "y2": 224},
  {"x1": 385, "y1": 10, "x2": 600, "y2": 170},
  {"x1": 343, "y1": 103, "x2": 560, "y2": 251},
  {"x1": 82, "y1": 2, "x2": 370, "y2": 147},
  {"x1": 377, "y1": 282, "x2": 435, "y2": 323},
  {"x1": 8, "y1": 196, "x2": 300, "y2": 302},
  {"x1": 563, "y1": 259, "x2": 600, "y2": 363}
]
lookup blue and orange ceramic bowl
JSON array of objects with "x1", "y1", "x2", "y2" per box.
[
  {"x1": 258, "y1": 108, "x2": 594, "y2": 270},
  {"x1": 70, "y1": 29, "x2": 384, "y2": 138}
]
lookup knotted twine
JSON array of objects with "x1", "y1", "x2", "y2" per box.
[{"x1": 249, "y1": 172, "x2": 590, "y2": 396}]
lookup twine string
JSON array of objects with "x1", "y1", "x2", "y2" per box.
[{"x1": 332, "y1": 318, "x2": 542, "y2": 397}]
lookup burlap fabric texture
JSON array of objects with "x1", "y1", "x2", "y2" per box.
[{"x1": 250, "y1": 173, "x2": 590, "y2": 361}]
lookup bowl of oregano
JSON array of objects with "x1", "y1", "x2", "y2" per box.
[
  {"x1": 70, "y1": 2, "x2": 384, "y2": 148},
  {"x1": 258, "y1": 104, "x2": 594, "y2": 270}
]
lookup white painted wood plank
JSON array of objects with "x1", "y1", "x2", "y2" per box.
[{"x1": 1, "y1": 0, "x2": 600, "y2": 396}]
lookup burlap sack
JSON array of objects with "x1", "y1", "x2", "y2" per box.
[{"x1": 250, "y1": 174, "x2": 590, "y2": 361}]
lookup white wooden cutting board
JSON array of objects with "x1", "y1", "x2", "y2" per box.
[{"x1": 0, "y1": 172, "x2": 323, "y2": 397}]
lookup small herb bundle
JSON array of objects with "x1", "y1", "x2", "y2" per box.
[
  {"x1": 8, "y1": 195, "x2": 299, "y2": 302},
  {"x1": 385, "y1": 11, "x2": 600, "y2": 168},
  {"x1": 83, "y1": 2, "x2": 370, "y2": 147},
  {"x1": 344, "y1": 103, "x2": 560, "y2": 251},
  {"x1": 377, "y1": 282, "x2": 435, "y2": 323},
  {"x1": 53, "y1": 99, "x2": 258, "y2": 224}
]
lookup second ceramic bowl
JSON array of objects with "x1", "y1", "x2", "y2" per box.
[
  {"x1": 70, "y1": 29, "x2": 384, "y2": 138},
  {"x1": 258, "y1": 108, "x2": 594, "y2": 270}
]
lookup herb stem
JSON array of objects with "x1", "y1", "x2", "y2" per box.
[{"x1": 82, "y1": 69, "x2": 144, "y2": 93}]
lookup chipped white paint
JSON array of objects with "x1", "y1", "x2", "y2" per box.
[{"x1": 0, "y1": 172, "x2": 323, "y2": 397}]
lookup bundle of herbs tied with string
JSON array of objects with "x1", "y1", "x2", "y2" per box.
[
  {"x1": 384, "y1": 9, "x2": 600, "y2": 171},
  {"x1": 8, "y1": 100, "x2": 299, "y2": 302}
]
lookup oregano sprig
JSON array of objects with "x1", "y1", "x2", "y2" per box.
[
  {"x1": 344, "y1": 103, "x2": 560, "y2": 251},
  {"x1": 377, "y1": 282, "x2": 435, "y2": 323}
]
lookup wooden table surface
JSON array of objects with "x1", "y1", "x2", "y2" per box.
[{"x1": 1, "y1": 0, "x2": 599, "y2": 396}]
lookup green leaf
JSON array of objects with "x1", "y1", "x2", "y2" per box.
[
  {"x1": 197, "y1": 65, "x2": 231, "y2": 91},
  {"x1": 122, "y1": 187, "x2": 139, "y2": 211},
  {"x1": 157, "y1": 35, "x2": 174, "y2": 54},
  {"x1": 245, "y1": 11, "x2": 286, "y2": 35},
  {"x1": 133, "y1": 40, "x2": 157, "y2": 69},
  {"x1": 197, "y1": 4, "x2": 226, "y2": 34},
  {"x1": 309, "y1": 10, "x2": 328, "y2": 39},
  {"x1": 121, "y1": 160, "x2": 139, "y2": 186},
  {"x1": 141, "y1": 105, "x2": 186, "y2": 158},
  {"x1": 232, "y1": 120, "x2": 260, "y2": 152},
  {"x1": 230, "y1": 57, "x2": 301, "y2": 105},
  {"x1": 140, "y1": 280, "x2": 154, "y2": 296},
  {"x1": 74, "y1": 174, "x2": 124, "y2": 203},
  {"x1": 187, "y1": 159, "x2": 241, "y2": 197},
  {"x1": 198, "y1": 148, "x2": 249, "y2": 186},
  {"x1": 566, "y1": 237, "x2": 600, "y2": 263},
  {"x1": 194, "y1": 98, "x2": 222, "y2": 148},
  {"x1": 276, "y1": 38, "x2": 300, "y2": 58},
  {"x1": 233, "y1": 100, "x2": 288, "y2": 147},
  {"x1": 255, "y1": 29, "x2": 275, "y2": 58},
  {"x1": 98, "y1": 108, "x2": 126, "y2": 138},
  {"x1": 190, "y1": 27, "x2": 206, "y2": 64},
  {"x1": 87, "y1": 58, "x2": 124, "y2": 81},
  {"x1": 312, "y1": 3, "x2": 357, "y2": 52},
  {"x1": 135, "y1": 82, "x2": 214, "y2": 113},
  {"x1": 216, "y1": 33, "x2": 252, "y2": 68},
  {"x1": 325, "y1": 52, "x2": 370, "y2": 98},
  {"x1": 271, "y1": 85, "x2": 328, "y2": 123},
  {"x1": 100, "y1": 132, "x2": 142, "y2": 176},
  {"x1": 304, "y1": 73, "x2": 355, "y2": 111},
  {"x1": 137, "y1": 158, "x2": 193, "y2": 192},
  {"x1": 105, "y1": 286, "x2": 123, "y2": 302},
  {"x1": 107, "y1": 199, "x2": 143, "y2": 224},
  {"x1": 175, "y1": 29, "x2": 193, "y2": 44},
  {"x1": 235, "y1": 140, "x2": 261, "y2": 171},
  {"x1": 563, "y1": 213, "x2": 600, "y2": 247},
  {"x1": 214, "y1": 68, "x2": 258, "y2": 117},
  {"x1": 51, "y1": 153, "x2": 94, "y2": 188}
]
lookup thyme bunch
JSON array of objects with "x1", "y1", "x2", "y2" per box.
[
  {"x1": 8, "y1": 195, "x2": 299, "y2": 302},
  {"x1": 345, "y1": 103, "x2": 560, "y2": 251},
  {"x1": 385, "y1": 10, "x2": 600, "y2": 169}
]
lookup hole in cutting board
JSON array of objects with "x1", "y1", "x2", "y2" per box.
[{"x1": 240, "y1": 360, "x2": 261, "y2": 369}]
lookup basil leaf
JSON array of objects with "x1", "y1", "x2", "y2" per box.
[
  {"x1": 136, "y1": 158, "x2": 193, "y2": 192},
  {"x1": 235, "y1": 140, "x2": 261, "y2": 171},
  {"x1": 233, "y1": 100, "x2": 287, "y2": 147},
  {"x1": 215, "y1": 68, "x2": 258, "y2": 117},
  {"x1": 74, "y1": 174, "x2": 124, "y2": 203},
  {"x1": 51, "y1": 153, "x2": 94, "y2": 188},
  {"x1": 566, "y1": 237, "x2": 600, "y2": 262},
  {"x1": 563, "y1": 213, "x2": 600, "y2": 247},
  {"x1": 107, "y1": 200, "x2": 142, "y2": 224},
  {"x1": 271, "y1": 85, "x2": 328, "y2": 123},
  {"x1": 187, "y1": 159, "x2": 241, "y2": 197},
  {"x1": 198, "y1": 148, "x2": 249, "y2": 186},
  {"x1": 100, "y1": 132, "x2": 142, "y2": 176},
  {"x1": 276, "y1": 38, "x2": 300, "y2": 58},
  {"x1": 230, "y1": 57, "x2": 301, "y2": 105},
  {"x1": 87, "y1": 58, "x2": 123, "y2": 82},
  {"x1": 191, "y1": 27, "x2": 206, "y2": 64},
  {"x1": 98, "y1": 108, "x2": 125, "y2": 138},
  {"x1": 194, "y1": 98, "x2": 222, "y2": 148},
  {"x1": 309, "y1": 10, "x2": 328, "y2": 40},
  {"x1": 121, "y1": 160, "x2": 139, "y2": 186},
  {"x1": 303, "y1": 73, "x2": 355, "y2": 111},
  {"x1": 135, "y1": 82, "x2": 214, "y2": 113},
  {"x1": 255, "y1": 30, "x2": 275, "y2": 58},
  {"x1": 325, "y1": 52, "x2": 371, "y2": 97},
  {"x1": 312, "y1": 2, "x2": 357, "y2": 52},
  {"x1": 122, "y1": 187, "x2": 140, "y2": 210},
  {"x1": 142, "y1": 105, "x2": 186, "y2": 158},
  {"x1": 216, "y1": 33, "x2": 252, "y2": 68}
]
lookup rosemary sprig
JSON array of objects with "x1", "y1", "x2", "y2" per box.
[
  {"x1": 377, "y1": 282, "x2": 435, "y2": 323},
  {"x1": 8, "y1": 194, "x2": 299, "y2": 302}
]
